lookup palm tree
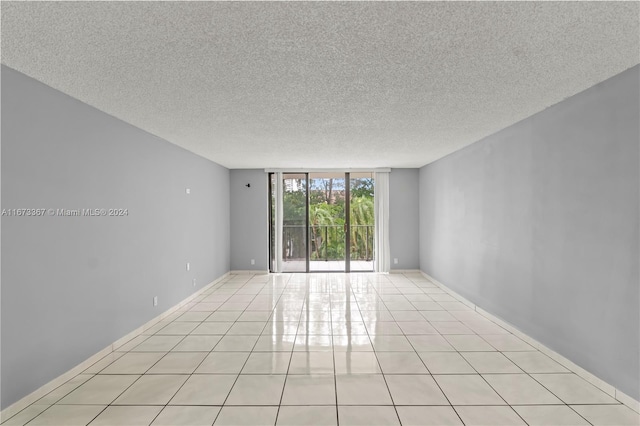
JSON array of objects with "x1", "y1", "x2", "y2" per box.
[
  {"x1": 309, "y1": 203, "x2": 336, "y2": 260},
  {"x1": 350, "y1": 196, "x2": 374, "y2": 260}
]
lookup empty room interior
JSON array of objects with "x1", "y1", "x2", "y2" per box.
[{"x1": 1, "y1": 2, "x2": 639, "y2": 425}]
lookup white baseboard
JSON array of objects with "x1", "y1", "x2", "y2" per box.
[
  {"x1": 390, "y1": 269, "x2": 422, "y2": 274},
  {"x1": 420, "y1": 271, "x2": 640, "y2": 414},
  {"x1": 0, "y1": 271, "x2": 231, "y2": 423},
  {"x1": 230, "y1": 270, "x2": 269, "y2": 274}
]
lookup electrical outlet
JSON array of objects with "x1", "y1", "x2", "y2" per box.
[
  {"x1": 250, "y1": 259, "x2": 255, "y2": 265},
  {"x1": 192, "y1": 278, "x2": 196, "y2": 287},
  {"x1": 186, "y1": 262, "x2": 190, "y2": 271},
  {"x1": 394, "y1": 258, "x2": 399, "y2": 264},
  {"x1": 153, "y1": 296, "x2": 158, "y2": 307},
  {"x1": 185, "y1": 188, "x2": 191, "y2": 194}
]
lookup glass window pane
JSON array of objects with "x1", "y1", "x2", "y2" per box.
[
  {"x1": 281, "y1": 174, "x2": 307, "y2": 272},
  {"x1": 309, "y1": 173, "x2": 346, "y2": 272},
  {"x1": 350, "y1": 173, "x2": 374, "y2": 271}
]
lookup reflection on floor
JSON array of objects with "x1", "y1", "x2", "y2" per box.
[
  {"x1": 3, "y1": 273, "x2": 638, "y2": 425},
  {"x1": 283, "y1": 260, "x2": 374, "y2": 272}
]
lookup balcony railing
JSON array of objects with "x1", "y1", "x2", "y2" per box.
[{"x1": 283, "y1": 224, "x2": 374, "y2": 261}]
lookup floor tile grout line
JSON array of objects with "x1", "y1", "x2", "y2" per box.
[
  {"x1": 274, "y1": 273, "x2": 305, "y2": 425},
  {"x1": 39, "y1": 330, "x2": 192, "y2": 424},
  {"x1": 386, "y1": 274, "x2": 465, "y2": 426},
  {"x1": 211, "y1": 273, "x2": 290, "y2": 425},
  {"x1": 13, "y1": 272, "x2": 628, "y2": 426},
  {"x1": 19, "y1": 274, "x2": 231, "y2": 425},
  {"x1": 190, "y1": 274, "x2": 257, "y2": 425},
  {"x1": 410, "y1": 274, "x2": 599, "y2": 426},
  {"x1": 329, "y1": 274, "x2": 340, "y2": 426},
  {"x1": 402, "y1": 273, "x2": 476, "y2": 424},
  {"x1": 522, "y1": 373, "x2": 596, "y2": 425},
  {"x1": 401, "y1": 278, "x2": 517, "y2": 399},
  {"x1": 20, "y1": 374, "x2": 96, "y2": 408},
  {"x1": 137, "y1": 275, "x2": 255, "y2": 425},
  {"x1": 18, "y1": 277, "x2": 236, "y2": 425},
  {"x1": 472, "y1": 374, "x2": 531, "y2": 425},
  {"x1": 74, "y1": 274, "x2": 243, "y2": 425},
  {"x1": 406, "y1": 273, "x2": 594, "y2": 425},
  {"x1": 406, "y1": 273, "x2": 531, "y2": 425},
  {"x1": 105, "y1": 274, "x2": 245, "y2": 425},
  {"x1": 402, "y1": 272, "x2": 628, "y2": 420},
  {"x1": 40, "y1": 405, "x2": 108, "y2": 426},
  {"x1": 443, "y1": 289, "x2": 600, "y2": 426},
  {"x1": 421, "y1": 273, "x2": 629, "y2": 416},
  {"x1": 357, "y1": 274, "x2": 405, "y2": 425}
]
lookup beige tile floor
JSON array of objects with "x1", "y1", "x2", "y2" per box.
[{"x1": 3, "y1": 273, "x2": 639, "y2": 425}]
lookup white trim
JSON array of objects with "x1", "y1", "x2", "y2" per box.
[
  {"x1": 0, "y1": 346, "x2": 113, "y2": 423},
  {"x1": 230, "y1": 270, "x2": 269, "y2": 274},
  {"x1": 419, "y1": 270, "x2": 640, "y2": 414},
  {"x1": 265, "y1": 168, "x2": 391, "y2": 173},
  {"x1": 390, "y1": 269, "x2": 422, "y2": 274},
  {"x1": 616, "y1": 389, "x2": 640, "y2": 414},
  {"x1": 0, "y1": 272, "x2": 231, "y2": 423}
]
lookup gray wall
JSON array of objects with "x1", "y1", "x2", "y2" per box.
[
  {"x1": 390, "y1": 169, "x2": 420, "y2": 270},
  {"x1": 1, "y1": 66, "x2": 231, "y2": 409},
  {"x1": 419, "y1": 65, "x2": 639, "y2": 399},
  {"x1": 230, "y1": 169, "x2": 269, "y2": 271},
  {"x1": 229, "y1": 170, "x2": 421, "y2": 272}
]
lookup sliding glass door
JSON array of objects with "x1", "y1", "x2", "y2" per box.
[
  {"x1": 309, "y1": 172, "x2": 346, "y2": 271},
  {"x1": 269, "y1": 172, "x2": 374, "y2": 273},
  {"x1": 281, "y1": 173, "x2": 308, "y2": 272},
  {"x1": 349, "y1": 172, "x2": 375, "y2": 272}
]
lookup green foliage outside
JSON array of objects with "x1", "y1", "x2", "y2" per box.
[{"x1": 283, "y1": 177, "x2": 374, "y2": 261}]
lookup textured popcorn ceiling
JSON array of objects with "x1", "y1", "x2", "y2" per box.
[{"x1": 2, "y1": 2, "x2": 638, "y2": 169}]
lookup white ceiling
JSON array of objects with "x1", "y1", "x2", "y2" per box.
[{"x1": 2, "y1": 1, "x2": 638, "y2": 169}]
